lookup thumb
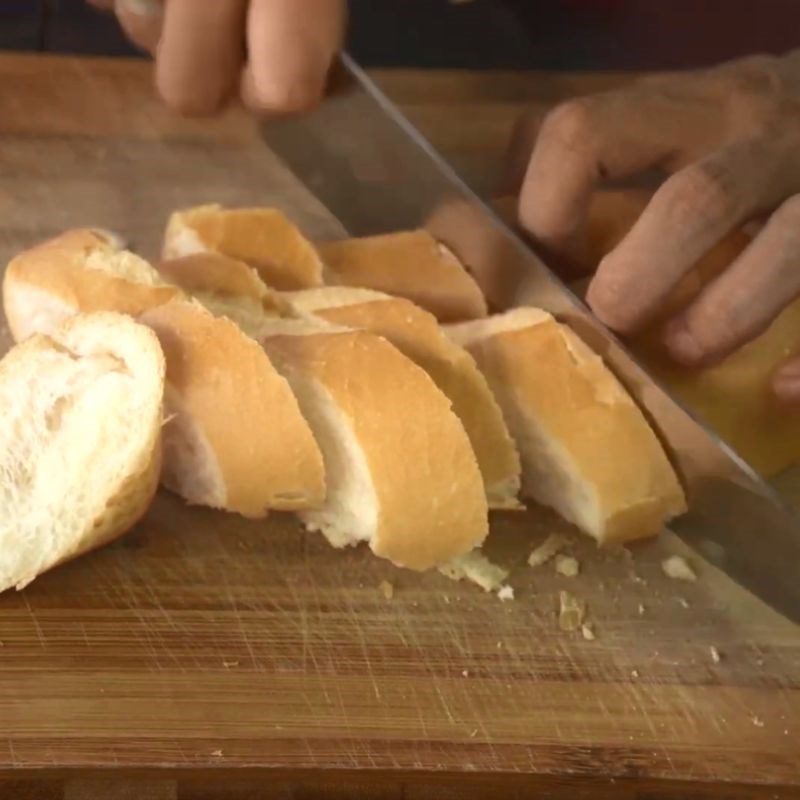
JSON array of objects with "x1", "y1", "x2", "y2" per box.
[{"x1": 772, "y1": 356, "x2": 800, "y2": 404}]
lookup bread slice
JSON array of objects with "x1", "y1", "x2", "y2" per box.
[
  {"x1": 3, "y1": 230, "x2": 181, "y2": 342},
  {"x1": 447, "y1": 308, "x2": 687, "y2": 544},
  {"x1": 0, "y1": 312, "x2": 164, "y2": 593},
  {"x1": 319, "y1": 230, "x2": 488, "y2": 322},
  {"x1": 157, "y1": 252, "x2": 286, "y2": 338},
  {"x1": 139, "y1": 299, "x2": 325, "y2": 517},
  {"x1": 285, "y1": 286, "x2": 522, "y2": 509},
  {"x1": 259, "y1": 319, "x2": 489, "y2": 570},
  {"x1": 162, "y1": 204, "x2": 324, "y2": 290}
]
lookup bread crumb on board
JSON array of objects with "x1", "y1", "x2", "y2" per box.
[
  {"x1": 662, "y1": 555, "x2": 697, "y2": 582},
  {"x1": 528, "y1": 533, "x2": 567, "y2": 567},
  {"x1": 752, "y1": 715, "x2": 765, "y2": 728},
  {"x1": 710, "y1": 645, "x2": 722, "y2": 664},
  {"x1": 558, "y1": 590, "x2": 586, "y2": 631},
  {"x1": 555, "y1": 555, "x2": 579, "y2": 577},
  {"x1": 581, "y1": 623, "x2": 595, "y2": 641},
  {"x1": 439, "y1": 550, "x2": 508, "y2": 593},
  {"x1": 497, "y1": 585, "x2": 514, "y2": 601},
  {"x1": 379, "y1": 580, "x2": 394, "y2": 600}
]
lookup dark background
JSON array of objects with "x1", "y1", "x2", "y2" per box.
[{"x1": 2, "y1": 0, "x2": 798, "y2": 71}]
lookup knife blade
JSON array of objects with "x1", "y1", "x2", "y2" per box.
[{"x1": 260, "y1": 54, "x2": 800, "y2": 623}]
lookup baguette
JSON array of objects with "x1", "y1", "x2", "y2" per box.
[
  {"x1": 259, "y1": 318, "x2": 489, "y2": 570},
  {"x1": 3, "y1": 230, "x2": 181, "y2": 343},
  {"x1": 319, "y1": 230, "x2": 488, "y2": 322},
  {"x1": 448, "y1": 308, "x2": 687, "y2": 544},
  {"x1": 285, "y1": 286, "x2": 522, "y2": 509},
  {"x1": 140, "y1": 300, "x2": 325, "y2": 517},
  {"x1": 0, "y1": 312, "x2": 164, "y2": 592},
  {"x1": 162, "y1": 204, "x2": 324, "y2": 290}
]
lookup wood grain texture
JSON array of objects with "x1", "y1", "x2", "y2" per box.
[{"x1": 0, "y1": 54, "x2": 798, "y2": 799}]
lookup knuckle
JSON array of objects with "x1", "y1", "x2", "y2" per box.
[
  {"x1": 661, "y1": 162, "x2": 737, "y2": 224},
  {"x1": 722, "y1": 56, "x2": 779, "y2": 98},
  {"x1": 538, "y1": 99, "x2": 596, "y2": 154}
]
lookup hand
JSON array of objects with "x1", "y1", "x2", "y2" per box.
[
  {"x1": 88, "y1": 0, "x2": 346, "y2": 116},
  {"x1": 509, "y1": 51, "x2": 800, "y2": 399}
]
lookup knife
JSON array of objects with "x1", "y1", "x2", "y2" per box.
[{"x1": 260, "y1": 54, "x2": 800, "y2": 623}]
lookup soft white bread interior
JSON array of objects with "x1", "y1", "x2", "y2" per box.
[
  {"x1": 3, "y1": 230, "x2": 181, "y2": 343},
  {"x1": 259, "y1": 319, "x2": 489, "y2": 570},
  {"x1": 157, "y1": 252, "x2": 286, "y2": 337},
  {"x1": 139, "y1": 299, "x2": 325, "y2": 517},
  {"x1": 162, "y1": 204, "x2": 324, "y2": 291},
  {"x1": 285, "y1": 287, "x2": 522, "y2": 509},
  {"x1": 318, "y1": 230, "x2": 488, "y2": 323},
  {"x1": 447, "y1": 308, "x2": 687, "y2": 544},
  {"x1": 0, "y1": 312, "x2": 164, "y2": 593}
]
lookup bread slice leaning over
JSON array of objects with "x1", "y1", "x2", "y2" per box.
[
  {"x1": 157, "y1": 251, "x2": 286, "y2": 338},
  {"x1": 139, "y1": 300, "x2": 325, "y2": 517},
  {"x1": 447, "y1": 308, "x2": 687, "y2": 544},
  {"x1": 285, "y1": 286, "x2": 522, "y2": 509},
  {"x1": 0, "y1": 312, "x2": 164, "y2": 593},
  {"x1": 318, "y1": 230, "x2": 488, "y2": 323},
  {"x1": 162, "y1": 204, "x2": 324, "y2": 291},
  {"x1": 3, "y1": 229, "x2": 182, "y2": 343},
  {"x1": 258, "y1": 318, "x2": 489, "y2": 571}
]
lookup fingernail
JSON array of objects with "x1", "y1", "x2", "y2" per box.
[
  {"x1": 772, "y1": 373, "x2": 800, "y2": 404},
  {"x1": 776, "y1": 359, "x2": 800, "y2": 380},
  {"x1": 116, "y1": 0, "x2": 161, "y2": 16},
  {"x1": 664, "y1": 322, "x2": 705, "y2": 365}
]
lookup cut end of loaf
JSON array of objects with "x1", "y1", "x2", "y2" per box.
[{"x1": 0, "y1": 312, "x2": 164, "y2": 593}]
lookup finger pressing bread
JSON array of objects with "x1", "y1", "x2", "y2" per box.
[
  {"x1": 241, "y1": 0, "x2": 346, "y2": 114},
  {"x1": 156, "y1": 0, "x2": 248, "y2": 115}
]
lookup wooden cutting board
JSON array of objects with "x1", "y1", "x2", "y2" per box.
[{"x1": 1, "y1": 54, "x2": 799, "y2": 800}]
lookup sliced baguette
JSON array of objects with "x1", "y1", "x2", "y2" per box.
[
  {"x1": 285, "y1": 286, "x2": 522, "y2": 509},
  {"x1": 447, "y1": 308, "x2": 687, "y2": 544},
  {"x1": 157, "y1": 252, "x2": 286, "y2": 338},
  {"x1": 259, "y1": 319, "x2": 489, "y2": 570},
  {"x1": 162, "y1": 204, "x2": 324, "y2": 290},
  {"x1": 319, "y1": 230, "x2": 488, "y2": 322},
  {"x1": 139, "y1": 299, "x2": 325, "y2": 517},
  {"x1": 0, "y1": 312, "x2": 164, "y2": 593},
  {"x1": 3, "y1": 230, "x2": 181, "y2": 343}
]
